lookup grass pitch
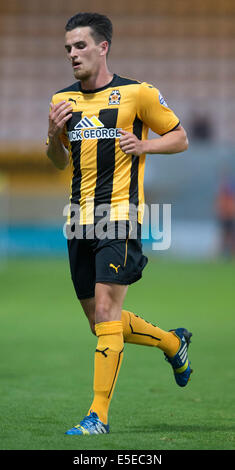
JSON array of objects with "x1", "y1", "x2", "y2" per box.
[{"x1": 0, "y1": 256, "x2": 235, "y2": 450}]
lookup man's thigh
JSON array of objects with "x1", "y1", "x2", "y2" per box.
[
  {"x1": 95, "y1": 236, "x2": 148, "y2": 286},
  {"x1": 67, "y1": 238, "x2": 96, "y2": 299}
]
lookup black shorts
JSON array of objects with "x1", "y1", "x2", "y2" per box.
[{"x1": 67, "y1": 221, "x2": 148, "y2": 300}]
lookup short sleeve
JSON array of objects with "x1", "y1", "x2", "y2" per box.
[{"x1": 137, "y1": 83, "x2": 180, "y2": 136}]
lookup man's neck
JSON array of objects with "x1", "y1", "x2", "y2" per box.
[{"x1": 80, "y1": 69, "x2": 113, "y2": 91}]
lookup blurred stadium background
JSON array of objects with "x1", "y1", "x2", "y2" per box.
[
  {"x1": 1, "y1": 0, "x2": 235, "y2": 452},
  {"x1": 0, "y1": 0, "x2": 235, "y2": 260}
]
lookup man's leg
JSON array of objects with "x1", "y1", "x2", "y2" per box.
[
  {"x1": 80, "y1": 297, "x2": 96, "y2": 334},
  {"x1": 121, "y1": 310, "x2": 180, "y2": 357},
  {"x1": 81, "y1": 298, "x2": 180, "y2": 358},
  {"x1": 65, "y1": 283, "x2": 127, "y2": 435},
  {"x1": 80, "y1": 300, "x2": 192, "y2": 392},
  {"x1": 87, "y1": 282, "x2": 128, "y2": 425}
]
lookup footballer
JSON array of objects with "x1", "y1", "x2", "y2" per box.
[{"x1": 46, "y1": 12, "x2": 192, "y2": 435}]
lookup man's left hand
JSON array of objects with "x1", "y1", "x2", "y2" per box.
[{"x1": 119, "y1": 129, "x2": 143, "y2": 156}]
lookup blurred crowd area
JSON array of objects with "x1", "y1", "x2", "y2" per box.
[{"x1": 0, "y1": 0, "x2": 235, "y2": 258}]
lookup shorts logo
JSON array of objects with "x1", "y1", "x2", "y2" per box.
[
  {"x1": 68, "y1": 116, "x2": 121, "y2": 141},
  {"x1": 108, "y1": 90, "x2": 121, "y2": 105},
  {"x1": 109, "y1": 263, "x2": 120, "y2": 273}
]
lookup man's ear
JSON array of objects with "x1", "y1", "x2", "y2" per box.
[{"x1": 99, "y1": 40, "x2": 109, "y2": 56}]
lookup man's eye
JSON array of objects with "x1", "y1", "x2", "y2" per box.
[
  {"x1": 76, "y1": 43, "x2": 86, "y2": 49},
  {"x1": 65, "y1": 42, "x2": 86, "y2": 53}
]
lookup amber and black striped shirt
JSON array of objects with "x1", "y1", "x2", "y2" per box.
[{"x1": 49, "y1": 74, "x2": 179, "y2": 225}]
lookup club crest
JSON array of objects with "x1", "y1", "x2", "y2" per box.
[{"x1": 108, "y1": 90, "x2": 121, "y2": 105}]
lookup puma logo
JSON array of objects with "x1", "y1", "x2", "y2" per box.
[
  {"x1": 96, "y1": 348, "x2": 109, "y2": 358},
  {"x1": 68, "y1": 98, "x2": 77, "y2": 105},
  {"x1": 109, "y1": 263, "x2": 120, "y2": 273}
]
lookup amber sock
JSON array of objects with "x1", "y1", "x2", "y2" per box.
[
  {"x1": 88, "y1": 321, "x2": 124, "y2": 425},
  {"x1": 121, "y1": 310, "x2": 180, "y2": 357}
]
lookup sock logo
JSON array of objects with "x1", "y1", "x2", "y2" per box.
[
  {"x1": 109, "y1": 263, "x2": 120, "y2": 273},
  {"x1": 96, "y1": 348, "x2": 109, "y2": 358}
]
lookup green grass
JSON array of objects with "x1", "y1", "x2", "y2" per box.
[{"x1": 0, "y1": 256, "x2": 235, "y2": 450}]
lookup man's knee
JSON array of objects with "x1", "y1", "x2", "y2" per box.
[
  {"x1": 94, "y1": 283, "x2": 127, "y2": 324},
  {"x1": 95, "y1": 302, "x2": 112, "y2": 324},
  {"x1": 79, "y1": 297, "x2": 96, "y2": 335}
]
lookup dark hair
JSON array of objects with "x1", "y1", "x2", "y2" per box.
[{"x1": 65, "y1": 12, "x2": 113, "y2": 51}]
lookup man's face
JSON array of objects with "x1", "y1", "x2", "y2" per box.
[{"x1": 65, "y1": 26, "x2": 106, "y2": 81}]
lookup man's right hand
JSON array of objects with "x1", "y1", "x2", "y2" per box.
[{"x1": 48, "y1": 101, "x2": 73, "y2": 139}]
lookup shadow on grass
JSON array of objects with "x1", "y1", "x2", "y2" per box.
[{"x1": 122, "y1": 423, "x2": 235, "y2": 434}]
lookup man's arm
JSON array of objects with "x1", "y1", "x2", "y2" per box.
[
  {"x1": 46, "y1": 101, "x2": 73, "y2": 170},
  {"x1": 119, "y1": 125, "x2": 188, "y2": 156}
]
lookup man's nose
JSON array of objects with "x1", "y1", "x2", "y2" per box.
[{"x1": 70, "y1": 46, "x2": 79, "y2": 58}]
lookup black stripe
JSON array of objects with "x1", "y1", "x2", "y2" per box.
[
  {"x1": 129, "y1": 322, "x2": 161, "y2": 342},
  {"x1": 108, "y1": 348, "x2": 124, "y2": 399},
  {"x1": 160, "y1": 121, "x2": 180, "y2": 135},
  {"x1": 94, "y1": 108, "x2": 118, "y2": 208},
  {"x1": 128, "y1": 313, "x2": 161, "y2": 342},
  {"x1": 67, "y1": 111, "x2": 82, "y2": 204},
  {"x1": 129, "y1": 116, "x2": 143, "y2": 211}
]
